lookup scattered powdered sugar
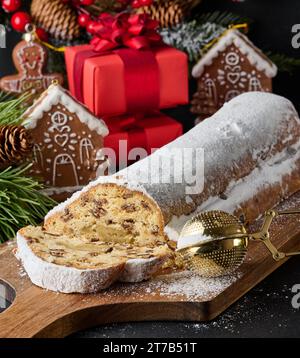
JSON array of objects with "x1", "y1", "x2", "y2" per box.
[
  {"x1": 105, "y1": 270, "x2": 242, "y2": 302},
  {"x1": 146, "y1": 270, "x2": 242, "y2": 301}
]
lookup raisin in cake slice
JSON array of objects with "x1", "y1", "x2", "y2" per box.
[
  {"x1": 17, "y1": 226, "x2": 169, "y2": 293},
  {"x1": 17, "y1": 182, "x2": 171, "y2": 293},
  {"x1": 43, "y1": 182, "x2": 166, "y2": 247}
]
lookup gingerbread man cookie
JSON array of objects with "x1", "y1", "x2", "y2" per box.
[{"x1": 0, "y1": 39, "x2": 63, "y2": 95}]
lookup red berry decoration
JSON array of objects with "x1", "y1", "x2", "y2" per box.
[
  {"x1": 1, "y1": 0, "x2": 21, "y2": 13},
  {"x1": 11, "y1": 12, "x2": 31, "y2": 32},
  {"x1": 36, "y1": 27, "x2": 49, "y2": 42},
  {"x1": 78, "y1": 0, "x2": 95, "y2": 5},
  {"x1": 131, "y1": 0, "x2": 141, "y2": 8},
  {"x1": 86, "y1": 21, "x2": 97, "y2": 34},
  {"x1": 78, "y1": 13, "x2": 90, "y2": 27},
  {"x1": 139, "y1": 0, "x2": 153, "y2": 5}
]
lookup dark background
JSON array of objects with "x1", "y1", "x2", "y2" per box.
[{"x1": 1, "y1": 0, "x2": 300, "y2": 338}]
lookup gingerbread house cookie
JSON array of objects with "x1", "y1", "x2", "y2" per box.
[
  {"x1": 191, "y1": 29, "x2": 278, "y2": 121},
  {"x1": 22, "y1": 83, "x2": 109, "y2": 201}
]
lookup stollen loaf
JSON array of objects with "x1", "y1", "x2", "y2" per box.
[{"x1": 17, "y1": 92, "x2": 300, "y2": 292}]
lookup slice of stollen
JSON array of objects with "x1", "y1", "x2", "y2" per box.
[
  {"x1": 17, "y1": 181, "x2": 171, "y2": 293},
  {"x1": 43, "y1": 182, "x2": 166, "y2": 247}
]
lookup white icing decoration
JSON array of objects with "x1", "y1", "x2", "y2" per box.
[
  {"x1": 248, "y1": 75, "x2": 262, "y2": 91},
  {"x1": 225, "y1": 52, "x2": 239, "y2": 66},
  {"x1": 80, "y1": 138, "x2": 94, "y2": 164},
  {"x1": 50, "y1": 111, "x2": 67, "y2": 129},
  {"x1": 32, "y1": 144, "x2": 43, "y2": 169},
  {"x1": 54, "y1": 134, "x2": 69, "y2": 147},
  {"x1": 52, "y1": 154, "x2": 79, "y2": 187},
  {"x1": 204, "y1": 77, "x2": 218, "y2": 104}
]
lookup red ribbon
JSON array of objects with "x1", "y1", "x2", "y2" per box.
[
  {"x1": 115, "y1": 48, "x2": 159, "y2": 113},
  {"x1": 105, "y1": 115, "x2": 149, "y2": 154},
  {"x1": 90, "y1": 13, "x2": 162, "y2": 52}
]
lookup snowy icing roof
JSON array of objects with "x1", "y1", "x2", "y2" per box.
[
  {"x1": 22, "y1": 84, "x2": 109, "y2": 137},
  {"x1": 192, "y1": 29, "x2": 278, "y2": 79}
]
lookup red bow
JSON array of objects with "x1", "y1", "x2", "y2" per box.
[{"x1": 90, "y1": 13, "x2": 162, "y2": 52}]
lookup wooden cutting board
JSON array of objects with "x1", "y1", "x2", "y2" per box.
[{"x1": 1, "y1": 192, "x2": 300, "y2": 338}]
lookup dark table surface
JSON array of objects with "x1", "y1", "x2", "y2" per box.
[{"x1": 72, "y1": 256, "x2": 300, "y2": 338}]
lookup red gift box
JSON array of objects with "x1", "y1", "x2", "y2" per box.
[
  {"x1": 103, "y1": 112, "x2": 183, "y2": 167},
  {"x1": 65, "y1": 45, "x2": 189, "y2": 117}
]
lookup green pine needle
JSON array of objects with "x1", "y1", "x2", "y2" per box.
[
  {"x1": 0, "y1": 164, "x2": 56, "y2": 243},
  {"x1": 0, "y1": 92, "x2": 30, "y2": 126},
  {"x1": 266, "y1": 52, "x2": 300, "y2": 73},
  {"x1": 195, "y1": 11, "x2": 252, "y2": 27}
]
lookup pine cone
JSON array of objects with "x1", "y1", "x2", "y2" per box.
[
  {"x1": 138, "y1": 0, "x2": 202, "y2": 28},
  {"x1": 31, "y1": 0, "x2": 80, "y2": 41},
  {"x1": 0, "y1": 126, "x2": 33, "y2": 167}
]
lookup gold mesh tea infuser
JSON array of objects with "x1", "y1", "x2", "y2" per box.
[{"x1": 177, "y1": 209, "x2": 300, "y2": 278}]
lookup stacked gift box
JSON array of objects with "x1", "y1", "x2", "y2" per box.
[{"x1": 64, "y1": 14, "x2": 189, "y2": 167}]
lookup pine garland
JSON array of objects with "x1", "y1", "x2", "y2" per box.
[
  {"x1": 160, "y1": 21, "x2": 226, "y2": 62},
  {"x1": 0, "y1": 92, "x2": 29, "y2": 126},
  {"x1": 0, "y1": 94, "x2": 56, "y2": 243},
  {"x1": 0, "y1": 164, "x2": 56, "y2": 243},
  {"x1": 159, "y1": 11, "x2": 251, "y2": 63},
  {"x1": 195, "y1": 11, "x2": 251, "y2": 27},
  {"x1": 160, "y1": 11, "x2": 300, "y2": 73},
  {"x1": 266, "y1": 52, "x2": 300, "y2": 74}
]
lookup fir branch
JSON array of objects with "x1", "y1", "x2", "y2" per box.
[
  {"x1": 160, "y1": 11, "x2": 252, "y2": 63},
  {"x1": 160, "y1": 21, "x2": 226, "y2": 63},
  {"x1": 265, "y1": 52, "x2": 300, "y2": 74},
  {"x1": 0, "y1": 92, "x2": 29, "y2": 126},
  {"x1": 195, "y1": 11, "x2": 252, "y2": 27},
  {"x1": 0, "y1": 164, "x2": 56, "y2": 243}
]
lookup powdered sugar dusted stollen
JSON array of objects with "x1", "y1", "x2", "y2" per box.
[
  {"x1": 45, "y1": 92, "x2": 300, "y2": 230},
  {"x1": 120, "y1": 91, "x2": 300, "y2": 227},
  {"x1": 18, "y1": 92, "x2": 300, "y2": 292}
]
